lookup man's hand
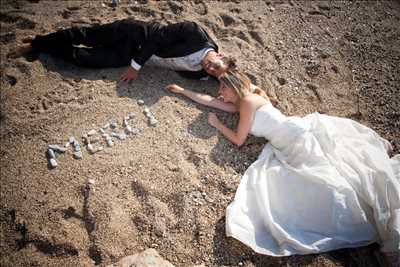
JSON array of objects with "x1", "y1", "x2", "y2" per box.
[
  {"x1": 165, "y1": 84, "x2": 185, "y2": 94},
  {"x1": 120, "y1": 67, "x2": 139, "y2": 84}
]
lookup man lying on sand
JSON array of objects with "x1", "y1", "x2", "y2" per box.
[{"x1": 9, "y1": 19, "x2": 235, "y2": 83}]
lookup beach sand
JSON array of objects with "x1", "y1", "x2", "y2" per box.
[{"x1": 1, "y1": 0, "x2": 399, "y2": 266}]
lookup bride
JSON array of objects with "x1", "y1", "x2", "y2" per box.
[{"x1": 165, "y1": 70, "x2": 400, "y2": 264}]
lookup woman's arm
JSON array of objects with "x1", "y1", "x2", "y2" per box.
[
  {"x1": 208, "y1": 99, "x2": 255, "y2": 146},
  {"x1": 165, "y1": 84, "x2": 238, "y2": 113}
]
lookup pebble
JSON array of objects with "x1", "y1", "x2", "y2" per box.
[
  {"x1": 149, "y1": 117, "x2": 158, "y2": 127},
  {"x1": 143, "y1": 107, "x2": 150, "y2": 114},
  {"x1": 65, "y1": 142, "x2": 70, "y2": 148},
  {"x1": 88, "y1": 178, "x2": 95, "y2": 185},
  {"x1": 69, "y1": 136, "x2": 75, "y2": 144},
  {"x1": 137, "y1": 99, "x2": 145, "y2": 105},
  {"x1": 130, "y1": 128, "x2": 141, "y2": 135},
  {"x1": 49, "y1": 158, "x2": 58, "y2": 168},
  {"x1": 123, "y1": 119, "x2": 128, "y2": 127},
  {"x1": 111, "y1": 132, "x2": 127, "y2": 140},
  {"x1": 73, "y1": 151, "x2": 82, "y2": 159},
  {"x1": 47, "y1": 148, "x2": 56, "y2": 159},
  {"x1": 82, "y1": 135, "x2": 89, "y2": 144},
  {"x1": 106, "y1": 137, "x2": 114, "y2": 147},
  {"x1": 125, "y1": 125, "x2": 133, "y2": 134},
  {"x1": 110, "y1": 122, "x2": 117, "y2": 129},
  {"x1": 74, "y1": 143, "x2": 81, "y2": 152},
  {"x1": 87, "y1": 143, "x2": 94, "y2": 153},
  {"x1": 89, "y1": 136, "x2": 101, "y2": 143},
  {"x1": 48, "y1": 145, "x2": 67, "y2": 153},
  {"x1": 102, "y1": 123, "x2": 110, "y2": 129},
  {"x1": 99, "y1": 128, "x2": 105, "y2": 134},
  {"x1": 128, "y1": 112, "x2": 135, "y2": 119},
  {"x1": 87, "y1": 129, "x2": 97, "y2": 136}
]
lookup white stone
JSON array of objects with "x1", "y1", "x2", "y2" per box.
[
  {"x1": 90, "y1": 136, "x2": 101, "y2": 143},
  {"x1": 131, "y1": 128, "x2": 141, "y2": 135},
  {"x1": 88, "y1": 179, "x2": 95, "y2": 185},
  {"x1": 112, "y1": 132, "x2": 127, "y2": 140},
  {"x1": 137, "y1": 99, "x2": 145, "y2": 105},
  {"x1": 99, "y1": 128, "x2": 105, "y2": 134},
  {"x1": 73, "y1": 143, "x2": 81, "y2": 152},
  {"x1": 69, "y1": 136, "x2": 75, "y2": 143},
  {"x1": 48, "y1": 145, "x2": 67, "y2": 153},
  {"x1": 73, "y1": 151, "x2": 82, "y2": 159},
  {"x1": 103, "y1": 123, "x2": 110, "y2": 129},
  {"x1": 47, "y1": 148, "x2": 56, "y2": 159},
  {"x1": 106, "y1": 138, "x2": 114, "y2": 147},
  {"x1": 106, "y1": 249, "x2": 175, "y2": 267},
  {"x1": 125, "y1": 126, "x2": 132, "y2": 134},
  {"x1": 149, "y1": 117, "x2": 158, "y2": 126},
  {"x1": 87, "y1": 144, "x2": 94, "y2": 153},
  {"x1": 128, "y1": 112, "x2": 135, "y2": 119},
  {"x1": 87, "y1": 129, "x2": 97, "y2": 136},
  {"x1": 49, "y1": 158, "x2": 57, "y2": 168}
]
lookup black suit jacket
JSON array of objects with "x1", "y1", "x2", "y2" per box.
[{"x1": 131, "y1": 20, "x2": 218, "y2": 79}]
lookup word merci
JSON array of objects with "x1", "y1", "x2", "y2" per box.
[{"x1": 46, "y1": 101, "x2": 158, "y2": 168}]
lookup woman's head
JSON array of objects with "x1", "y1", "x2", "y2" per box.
[{"x1": 218, "y1": 70, "x2": 251, "y2": 103}]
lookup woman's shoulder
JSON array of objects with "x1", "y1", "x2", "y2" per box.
[{"x1": 240, "y1": 94, "x2": 268, "y2": 110}]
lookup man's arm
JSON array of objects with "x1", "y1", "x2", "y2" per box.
[{"x1": 120, "y1": 43, "x2": 158, "y2": 83}]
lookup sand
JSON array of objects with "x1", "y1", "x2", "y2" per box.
[{"x1": 1, "y1": 0, "x2": 399, "y2": 266}]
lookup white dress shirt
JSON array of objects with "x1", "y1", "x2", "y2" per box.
[{"x1": 130, "y1": 48, "x2": 214, "y2": 71}]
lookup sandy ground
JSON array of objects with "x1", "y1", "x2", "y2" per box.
[{"x1": 1, "y1": 0, "x2": 399, "y2": 266}]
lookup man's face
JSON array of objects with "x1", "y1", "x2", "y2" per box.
[{"x1": 202, "y1": 52, "x2": 228, "y2": 77}]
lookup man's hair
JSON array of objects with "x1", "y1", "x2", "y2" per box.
[{"x1": 222, "y1": 56, "x2": 237, "y2": 72}]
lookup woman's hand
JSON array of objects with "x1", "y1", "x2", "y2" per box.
[
  {"x1": 208, "y1": 113, "x2": 220, "y2": 128},
  {"x1": 165, "y1": 84, "x2": 185, "y2": 94}
]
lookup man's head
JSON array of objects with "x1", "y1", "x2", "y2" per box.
[{"x1": 201, "y1": 51, "x2": 236, "y2": 77}]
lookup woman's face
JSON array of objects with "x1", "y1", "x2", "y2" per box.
[{"x1": 218, "y1": 82, "x2": 238, "y2": 103}]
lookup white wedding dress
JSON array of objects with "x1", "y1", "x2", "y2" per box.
[{"x1": 226, "y1": 102, "x2": 400, "y2": 256}]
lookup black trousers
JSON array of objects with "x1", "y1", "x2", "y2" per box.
[{"x1": 31, "y1": 19, "x2": 146, "y2": 68}]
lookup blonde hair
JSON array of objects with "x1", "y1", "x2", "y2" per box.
[{"x1": 219, "y1": 70, "x2": 276, "y2": 104}]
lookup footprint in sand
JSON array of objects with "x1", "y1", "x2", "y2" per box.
[
  {"x1": 167, "y1": 1, "x2": 184, "y2": 15},
  {"x1": 0, "y1": 32, "x2": 15, "y2": 44},
  {"x1": 128, "y1": 6, "x2": 157, "y2": 17},
  {"x1": 248, "y1": 31, "x2": 265, "y2": 46},
  {"x1": 0, "y1": 13, "x2": 36, "y2": 29},
  {"x1": 5, "y1": 75, "x2": 17, "y2": 86},
  {"x1": 220, "y1": 13, "x2": 236, "y2": 27},
  {"x1": 192, "y1": 0, "x2": 208, "y2": 16}
]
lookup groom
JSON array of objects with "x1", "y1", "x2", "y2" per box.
[{"x1": 10, "y1": 19, "x2": 235, "y2": 82}]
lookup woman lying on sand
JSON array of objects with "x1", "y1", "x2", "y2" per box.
[{"x1": 165, "y1": 70, "x2": 400, "y2": 266}]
